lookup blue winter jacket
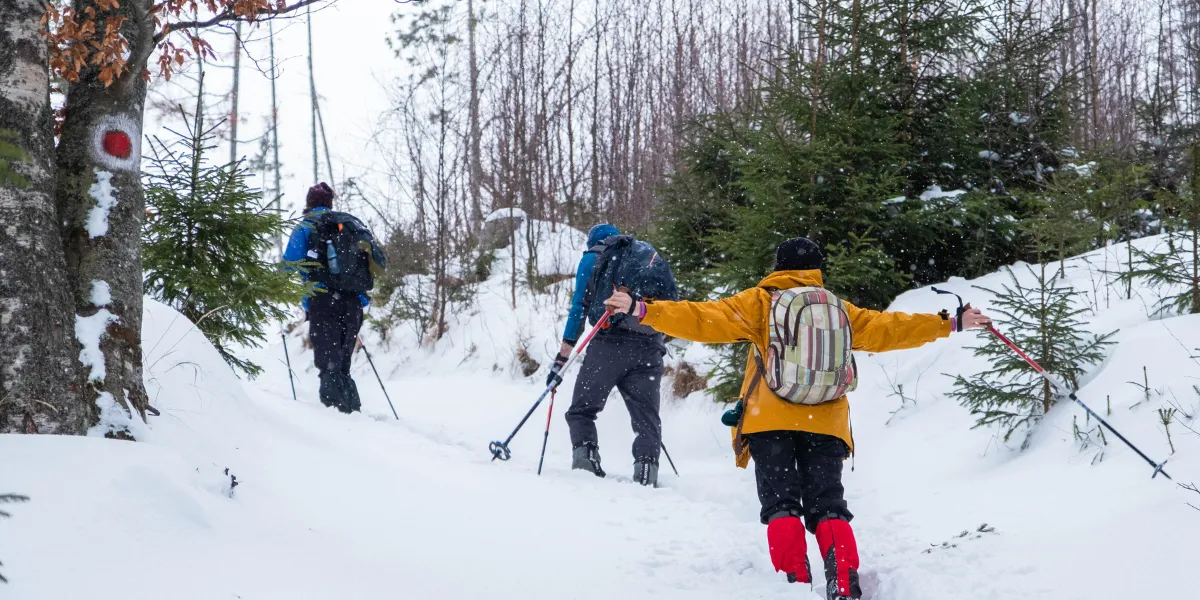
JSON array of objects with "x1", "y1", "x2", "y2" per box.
[
  {"x1": 284, "y1": 206, "x2": 370, "y2": 311},
  {"x1": 561, "y1": 223, "x2": 621, "y2": 344}
]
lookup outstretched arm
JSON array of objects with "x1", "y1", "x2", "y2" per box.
[
  {"x1": 846, "y1": 302, "x2": 991, "y2": 352},
  {"x1": 607, "y1": 288, "x2": 766, "y2": 345}
]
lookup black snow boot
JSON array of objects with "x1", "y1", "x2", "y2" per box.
[
  {"x1": 815, "y1": 519, "x2": 862, "y2": 600},
  {"x1": 632, "y1": 461, "x2": 658, "y2": 487},
  {"x1": 571, "y1": 443, "x2": 606, "y2": 477}
]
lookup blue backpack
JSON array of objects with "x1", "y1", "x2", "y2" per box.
[{"x1": 582, "y1": 235, "x2": 679, "y2": 334}]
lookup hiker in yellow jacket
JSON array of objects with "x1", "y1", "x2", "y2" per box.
[{"x1": 604, "y1": 237, "x2": 991, "y2": 600}]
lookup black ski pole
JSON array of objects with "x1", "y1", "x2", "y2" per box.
[
  {"x1": 932, "y1": 287, "x2": 1171, "y2": 481},
  {"x1": 357, "y1": 336, "x2": 399, "y2": 420},
  {"x1": 987, "y1": 323, "x2": 1171, "y2": 480},
  {"x1": 490, "y1": 311, "x2": 613, "y2": 462},
  {"x1": 660, "y1": 441, "x2": 679, "y2": 476},
  {"x1": 282, "y1": 331, "x2": 297, "y2": 401}
]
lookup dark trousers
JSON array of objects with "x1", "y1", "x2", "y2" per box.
[
  {"x1": 308, "y1": 291, "x2": 363, "y2": 413},
  {"x1": 747, "y1": 430, "x2": 853, "y2": 530},
  {"x1": 565, "y1": 335, "x2": 664, "y2": 463}
]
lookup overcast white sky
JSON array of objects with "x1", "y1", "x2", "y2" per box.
[{"x1": 145, "y1": 0, "x2": 403, "y2": 224}]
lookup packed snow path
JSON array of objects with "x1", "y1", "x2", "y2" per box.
[{"x1": 4, "y1": 235, "x2": 1199, "y2": 598}]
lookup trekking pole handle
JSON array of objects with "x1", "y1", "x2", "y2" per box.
[{"x1": 931, "y1": 287, "x2": 971, "y2": 331}]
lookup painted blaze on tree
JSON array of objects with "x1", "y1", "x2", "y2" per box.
[{"x1": 0, "y1": 0, "x2": 329, "y2": 436}]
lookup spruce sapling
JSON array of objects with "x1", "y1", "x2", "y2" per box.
[
  {"x1": 142, "y1": 84, "x2": 310, "y2": 377},
  {"x1": 948, "y1": 264, "x2": 1115, "y2": 441}
]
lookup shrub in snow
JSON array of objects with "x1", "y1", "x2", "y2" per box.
[
  {"x1": 142, "y1": 107, "x2": 307, "y2": 377},
  {"x1": 668, "y1": 361, "x2": 708, "y2": 400},
  {"x1": 949, "y1": 265, "x2": 1115, "y2": 442}
]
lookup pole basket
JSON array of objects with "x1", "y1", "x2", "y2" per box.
[{"x1": 489, "y1": 441, "x2": 512, "y2": 461}]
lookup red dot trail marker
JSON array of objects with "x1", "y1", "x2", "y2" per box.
[
  {"x1": 90, "y1": 114, "x2": 141, "y2": 171},
  {"x1": 102, "y1": 130, "x2": 132, "y2": 159}
]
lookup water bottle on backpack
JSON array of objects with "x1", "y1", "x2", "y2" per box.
[{"x1": 326, "y1": 240, "x2": 340, "y2": 274}]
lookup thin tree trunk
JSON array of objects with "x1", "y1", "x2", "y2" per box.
[
  {"x1": 229, "y1": 22, "x2": 241, "y2": 165},
  {"x1": 0, "y1": 0, "x2": 88, "y2": 434},
  {"x1": 1090, "y1": 0, "x2": 1100, "y2": 149},
  {"x1": 590, "y1": 0, "x2": 603, "y2": 216},
  {"x1": 307, "y1": 4, "x2": 319, "y2": 182},
  {"x1": 55, "y1": 0, "x2": 156, "y2": 434},
  {"x1": 467, "y1": 0, "x2": 484, "y2": 225},
  {"x1": 270, "y1": 20, "x2": 283, "y2": 256},
  {"x1": 1193, "y1": 144, "x2": 1200, "y2": 313},
  {"x1": 565, "y1": 0, "x2": 578, "y2": 226}
]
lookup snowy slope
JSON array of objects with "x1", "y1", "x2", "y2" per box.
[{"x1": 3, "y1": 229, "x2": 1199, "y2": 599}]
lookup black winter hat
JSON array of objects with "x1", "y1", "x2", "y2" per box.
[
  {"x1": 774, "y1": 237, "x2": 824, "y2": 271},
  {"x1": 306, "y1": 182, "x2": 334, "y2": 211}
]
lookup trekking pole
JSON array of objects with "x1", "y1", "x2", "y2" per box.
[
  {"x1": 536, "y1": 389, "x2": 557, "y2": 476},
  {"x1": 490, "y1": 311, "x2": 613, "y2": 462},
  {"x1": 282, "y1": 331, "x2": 298, "y2": 401},
  {"x1": 660, "y1": 441, "x2": 679, "y2": 476},
  {"x1": 357, "y1": 335, "x2": 399, "y2": 421},
  {"x1": 932, "y1": 287, "x2": 1171, "y2": 480}
]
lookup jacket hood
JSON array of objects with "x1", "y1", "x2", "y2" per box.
[
  {"x1": 587, "y1": 223, "x2": 621, "y2": 247},
  {"x1": 757, "y1": 269, "x2": 823, "y2": 290}
]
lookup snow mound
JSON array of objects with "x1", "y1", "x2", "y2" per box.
[{"x1": 4, "y1": 235, "x2": 1200, "y2": 599}]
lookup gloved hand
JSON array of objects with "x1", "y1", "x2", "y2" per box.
[
  {"x1": 721, "y1": 400, "x2": 744, "y2": 427},
  {"x1": 546, "y1": 352, "x2": 570, "y2": 388}
]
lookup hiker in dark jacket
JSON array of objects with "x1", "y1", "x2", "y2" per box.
[
  {"x1": 284, "y1": 183, "x2": 372, "y2": 414},
  {"x1": 548, "y1": 224, "x2": 670, "y2": 486}
]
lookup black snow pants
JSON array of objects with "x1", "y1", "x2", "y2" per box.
[
  {"x1": 308, "y1": 290, "x2": 364, "y2": 414},
  {"x1": 565, "y1": 334, "x2": 664, "y2": 464},
  {"x1": 746, "y1": 430, "x2": 853, "y2": 531}
]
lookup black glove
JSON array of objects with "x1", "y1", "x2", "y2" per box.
[{"x1": 545, "y1": 352, "x2": 570, "y2": 388}]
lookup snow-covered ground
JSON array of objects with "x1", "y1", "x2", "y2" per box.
[{"x1": 3, "y1": 226, "x2": 1199, "y2": 599}]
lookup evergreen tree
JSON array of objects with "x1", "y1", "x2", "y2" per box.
[
  {"x1": 1023, "y1": 168, "x2": 1105, "y2": 277},
  {"x1": 142, "y1": 101, "x2": 308, "y2": 377},
  {"x1": 949, "y1": 264, "x2": 1115, "y2": 441},
  {"x1": 824, "y1": 229, "x2": 910, "y2": 308},
  {"x1": 1121, "y1": 143, "x2": 1200, "y2": 315}
]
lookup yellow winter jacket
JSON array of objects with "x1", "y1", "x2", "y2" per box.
[{"x1": 640, "y1": 270, "x2": 952, "y2": 468}]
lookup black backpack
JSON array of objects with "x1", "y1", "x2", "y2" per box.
[
  {"x1": 305, "y1": 211, "x2": 384, "y2": 294},
  {"x1": 582, "y1": 235, "x2": 679, "y2": 335}
]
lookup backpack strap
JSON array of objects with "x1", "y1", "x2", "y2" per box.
[
  {"x1": 580, "y1": 237, "x2": 624, "y2": 318},
  {"x1": 732, "y1": 350, "x2": 769, "y2": 456}
]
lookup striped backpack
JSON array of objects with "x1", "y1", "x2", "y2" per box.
[{"x1": 757, "y1": 287, "x2": 858, "y2": 405}]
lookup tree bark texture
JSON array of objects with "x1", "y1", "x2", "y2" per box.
[
  {"x1": 54, "y1": 0, "x2": 152, "y2": 432},
  {"x1": 0, "y1": 0, "x2": 89, "y2": 434}
]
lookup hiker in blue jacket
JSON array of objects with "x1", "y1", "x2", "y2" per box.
[
  {"x1": 548, "y1": 223, "x2": 670, "y2": 486},
  {"x1": 284, "y1": 183, "x2": 372, "y2": 414}
]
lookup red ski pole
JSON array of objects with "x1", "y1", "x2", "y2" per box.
[{"x1": 536, "y1": 389, "x2": 557, "y2": 476}]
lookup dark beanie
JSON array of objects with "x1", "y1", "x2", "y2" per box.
[
  {"x1": 306, "y1": 182, "x2": 334, "y2": 211},
  {"x1": 774, "y1": 237, "x2": 824, "y2": 271}
]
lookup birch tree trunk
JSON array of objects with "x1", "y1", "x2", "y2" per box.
[
  {"x1": 0, "y1": 0, "x2": 88, "y2": 434},
  {"x1": 54, "y1": 0, "x2": 153, "y2": 434}
]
